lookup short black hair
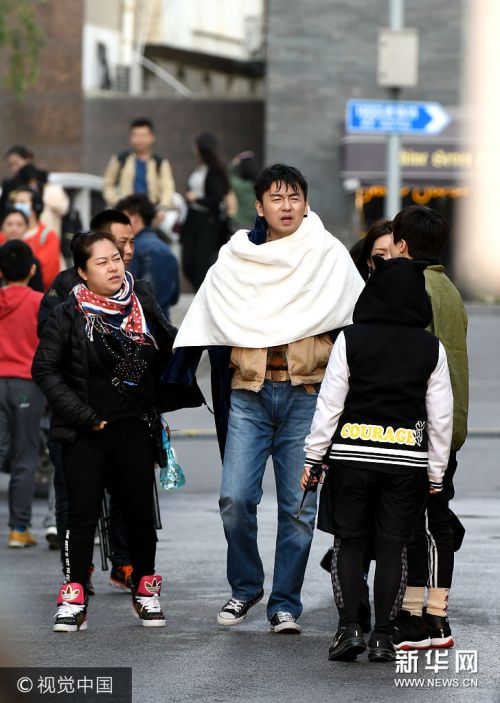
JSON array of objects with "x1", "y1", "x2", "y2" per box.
[
  {"x1": 13, "y1": 186, "x2": 44, "y2": 217},
  {"x1": 0, "y1": 206, "x2": 29, "y2": 229},
  {"x1": 254, "y1": 164, "x2": 308, "y2": 202},
  {"x1": 71, "y1": 231, "x2": 119, "y2": 273},
  {"x1": 17, "y1": 163, "x2": 48, "y2": 188},
  {"x1": 392, "y1": 206, "x2": 449, "y2": 260},
  {"x1": 0, "y1": 240, "x2": 34, "y2": 282},
  {"x1": 115, "y1": 193, "x2": 156, "y2": 227},
  {"x1": 90, "y1": 209, "x2": 131, "y2": 233},
  {"x1": 236, "y1": 154, "x2": 259, "y2": 183},
  {"x1": 4, "y1": 144, "x2": 34, "y2": 160},
  {"x1": 130, "y1": 117, "x2": 154, "y2": 132}
]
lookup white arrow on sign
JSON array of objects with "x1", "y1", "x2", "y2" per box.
[{"x1": 423, "y1": 103, "x2": 450, "y2": 135}]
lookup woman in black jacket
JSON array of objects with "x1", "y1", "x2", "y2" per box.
[
  {"x1": 32, "y1": 230, "x2": 202, "y2": 633},
  {"x1": 181, "y1": 132, "x2": 230, "y2": 290}
]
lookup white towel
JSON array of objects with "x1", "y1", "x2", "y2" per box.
[{"x1": 174, "y1": 211, "x2": 364, "y2": 349}]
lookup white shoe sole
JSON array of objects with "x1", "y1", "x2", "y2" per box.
[
  {"x1": 132, "y1": 605, "x2": 166, "y2": 627},
  {"x1": 394, "y1": 638, "x2": 431, "y2": 650},
  {"x1": 8, "y1": 541, "x2": 36, "y2": 548},
  {"x1": 217, "y1": 613, "x2": 247, "y2": 626},
  {"x1": 140, "y1": 619, "x2": 166, "y2": 627},
  {"x1": 271, "y1": 622, "x2": 302, "y2": 634},
  {"x1": 53, "y1": 621, "x2": 88, "y2": 633},
  {"x1": 431, "y1": 636, "x2": 454, "y2": 648}
]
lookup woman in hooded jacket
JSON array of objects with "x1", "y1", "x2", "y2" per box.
[{"x1": 302, "y1": 257, "x2": 453, "y2": 663}]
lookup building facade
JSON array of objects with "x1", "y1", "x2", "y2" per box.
[
  {"x1": 265, "y1": 0, "x2": 466, "y2": 242},
  {"x1": 0, "y1": 0, "x2": 265, "y2": 193},
  {"x1": 1, "y1": 0, "x2": 471, "y2": 246}
]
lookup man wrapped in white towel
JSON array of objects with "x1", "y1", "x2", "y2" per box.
[{"x1": 173, "y1": 164, "x2": 364, "y2": 634}]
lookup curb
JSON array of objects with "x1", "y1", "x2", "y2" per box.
[
  {"x1": 172, "y1": 429, "x2": 217, "y2": 438},
  {"x1": 171, "y1": 428, "x2": 500, "y2": 439}
]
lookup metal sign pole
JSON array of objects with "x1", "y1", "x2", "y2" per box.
[{"x1": 385, "y1": 0, "x2": 404, "y2": 218}]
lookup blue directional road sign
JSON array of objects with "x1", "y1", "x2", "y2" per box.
[{"x1": 346, "y1": 99, "x2": 450, "y2": 136}]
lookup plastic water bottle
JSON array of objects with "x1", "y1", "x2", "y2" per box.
[{"x1": 159, "y1": 429, "x2": 186, "y2": 490}]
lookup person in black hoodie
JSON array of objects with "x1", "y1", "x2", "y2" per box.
[
  {"x1": 32, "y1": 230, "x2": 203, "y2": 633},
  {"x1": 302, "y1": 257, "x2": 453, "y2": 663}
]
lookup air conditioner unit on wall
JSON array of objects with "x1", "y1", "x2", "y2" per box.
[{"x1": 115, "y1": 64, "x2": 131, "y2": 92}]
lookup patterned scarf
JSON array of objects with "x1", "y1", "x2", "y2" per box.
[{"x1": 72, "y1": 270, "x2": 157, "y2": 347}]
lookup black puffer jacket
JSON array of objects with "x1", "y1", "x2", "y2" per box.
[
  {"x1": 37, "y1": 266, "x2": 79, "y2": 337},
  {"x1": 32, "y1": 280, "x2": 204, "y2": 441}
]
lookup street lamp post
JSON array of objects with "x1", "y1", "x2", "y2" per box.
[
  {"x1": 377, "y1": 0, "x2": 419, "y2": 218},
  {"x1": 385, "y1": 0, "x2": 404, "y2": 218}
]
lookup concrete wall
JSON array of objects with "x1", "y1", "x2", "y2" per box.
[
  {"x1": 0, "y1": 0, "x2": 84, "y2": 177},
  {"x1": 265, "y1": 0, "x2": 465, "y2": 242}
]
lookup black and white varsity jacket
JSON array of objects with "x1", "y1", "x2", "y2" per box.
[{"x1": 304, "y1": 257, "x2": 453, "y2": 490}]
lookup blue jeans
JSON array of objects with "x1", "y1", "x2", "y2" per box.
[{"x1": 219, "y1": 381, "x2": 318, "y2": 620}]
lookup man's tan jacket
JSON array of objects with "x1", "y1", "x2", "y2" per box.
[
  {"x1": 230, "y1": 334, "x2": 334, "y2": 392},
  {"x1": 103, "y1": 152, "x2": 175, "y2": 208}
]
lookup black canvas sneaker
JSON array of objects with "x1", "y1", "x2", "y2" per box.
[
  {"x1": 270, "y1": 611, "x2": 301, "y2": 633},
  {"x1": 217, "y1": 591, "x2": 264, "y2": 626}
]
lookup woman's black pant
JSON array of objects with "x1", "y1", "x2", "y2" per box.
[
  {"x1": 49, "y1": 441, "x2": 132, "y2": 569},
  {"x1": 61, "y1": 418, "x2": 157, "y2": 591},
  {"x1": 181, "y1": 209, "x2": 223, "y2": 291}
]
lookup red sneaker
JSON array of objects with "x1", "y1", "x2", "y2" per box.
[
  {"x1": 53, "y1": 582, "x2": 88, "y2": 633},
  {"x1": 131, "y1": 575, "x2": 166, "y2": 627}
]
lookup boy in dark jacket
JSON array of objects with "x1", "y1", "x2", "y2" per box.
[
  {"x1": 302, "y1": 257, "x2": 453, "y2": 662},
  {"x1": 0, "y1": 241, "x2": 44, "y2": 547},
  {"x1": 389, "y1": 206, "x2": 468, "y2": 649}
]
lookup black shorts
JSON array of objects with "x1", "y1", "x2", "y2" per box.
[{"x1": 328, "y1": 462, "x2": 428, "y2": 544}]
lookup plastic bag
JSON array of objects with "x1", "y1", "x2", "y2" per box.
[{"x1": 159, "y1": 427, "x2": 186, "y2": 490}]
